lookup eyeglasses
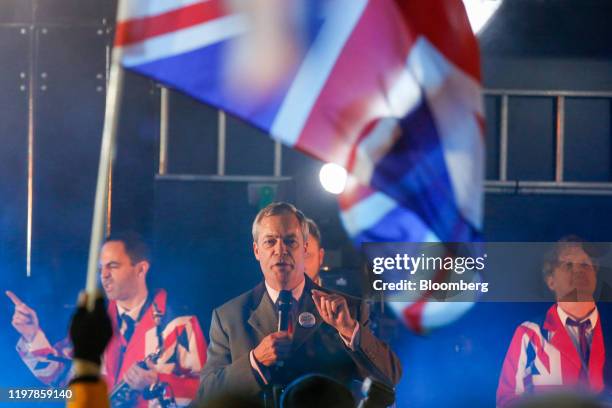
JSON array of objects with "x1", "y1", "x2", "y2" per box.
[{"x1": 555, "y1": 261, "x2": 595, "y2": 272}]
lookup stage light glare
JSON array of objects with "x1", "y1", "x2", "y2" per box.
[
  {"x1": 319, "y1": 163, "x2": 347, "y2": 194},
  {"x1": 462, "y1": 0, "x2": 503, "y2": 34}
]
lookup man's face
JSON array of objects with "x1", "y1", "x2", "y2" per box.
[
  {"x1": 99, "y1": 241, "x2": 144, "y2": 301},
  {"x1": 304, "y1": 234, "x2": 324, "y2": 282},
  {"x1": 253, "y1": 213, "x2": 307, "y2": 291},
  {"x1": 546, "y1": 245, "x2": 597, "y2": 301}
]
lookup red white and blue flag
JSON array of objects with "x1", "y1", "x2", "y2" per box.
[{"x1": 114, "y1": 0, "x2": 484, "y2": 331}]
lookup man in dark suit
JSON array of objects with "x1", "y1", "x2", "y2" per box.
[{"x1": 198, "y1": 202, "x2": 401, "y2": 402}]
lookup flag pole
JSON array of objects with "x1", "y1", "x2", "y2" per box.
[{"x1": 85, "y1": 4, "x2": 125, "y2": 310}]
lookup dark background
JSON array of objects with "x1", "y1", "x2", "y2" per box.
[{"x1": 0, "y1": 1, "x2": 611, "y2": 407}]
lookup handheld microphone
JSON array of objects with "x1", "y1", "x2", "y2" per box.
[
  {"x1": 275, "y1": 290, "x2": 293, "y2": 371},
  {"x1": 277, "y1": 290, "x2": 292, "y2": 332}
]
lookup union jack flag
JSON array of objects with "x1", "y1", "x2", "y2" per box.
[
  {"x1": 496, "y1": 305, "x2": 607, "y2": 407},
  {"x1": 114, "y1": 0, "x2": 484, "y2": 331},
  {"x1": 16, "y1": 290, "x2": 207, "y2": 407}
]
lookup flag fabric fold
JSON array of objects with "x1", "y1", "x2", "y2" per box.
[{"x1": 115, "y1": 0, "x2": 485, "y2": 331}]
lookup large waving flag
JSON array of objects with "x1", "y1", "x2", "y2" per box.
[{"x1": 114, "y1": 0, "x2": 484, "y2": 331}]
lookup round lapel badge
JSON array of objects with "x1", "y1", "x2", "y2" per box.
[{"x1": 298, "y1": 312, "x2": 316, "y2": 328}]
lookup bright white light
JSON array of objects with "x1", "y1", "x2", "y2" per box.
[
  {"x1": 462, "y1": 0, "x2": 503, "y2": 34},
  {"x1": 319, "y1": 163, "x2": 348, "y2": 194}
]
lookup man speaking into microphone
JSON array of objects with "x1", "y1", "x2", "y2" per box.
[{"x1": 198, "y1": 202, "x2": 401, "y2": 402}]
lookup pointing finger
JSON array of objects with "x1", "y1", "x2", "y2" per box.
[
  {"x1": 6, "y1": 291, "x2": 23, "y2": 306},
  {"x1": 312, "y1": 294, "x2": 325, "y2": 315},
  {"x1": 311, "y1": 289, "x2": 329, "y2": 299},
  {"x1": 15, "y1": 303, "x2": 35, "y2": 316}
]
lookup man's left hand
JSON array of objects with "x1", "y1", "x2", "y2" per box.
[
  {"x1": 124, "y1": 360, "x2": 158, "y2": 391},
  {"x1": 312, "y1": 289, "x2": 357, "y2": 339}
]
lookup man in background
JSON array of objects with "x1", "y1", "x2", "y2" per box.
[
  {"x1": 497, "y1": 236, "x2": 610, "y2": 406},
  {"x1": 304, "y1": 218, "x2": 325, "y2": 286},
  {"x1": 8, "y1": 231, "x2": 207, "y2": 407}
]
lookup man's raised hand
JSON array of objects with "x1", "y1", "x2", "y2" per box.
[
  {"x1": 311, "y1": 289, "x2": 357, "y2": 340},
  {"x1": 6, "y1": 290, "x2": 39, "y2": 342}
]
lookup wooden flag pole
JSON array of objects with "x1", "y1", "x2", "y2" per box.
[{"x1": 85, "y1": 42, "x2": 125, "y2": 310}]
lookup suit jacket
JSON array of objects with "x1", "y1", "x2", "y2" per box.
[
  {"x1": 497, "y1": 304, "x2": 609, "y2": 407},
  {"x1": 198, "y1": 277, "x2": 401, "y2": 400}
]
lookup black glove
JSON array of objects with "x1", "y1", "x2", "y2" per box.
[{"x1": 69, "y1": 293, "x2": 113, "y2": 365}]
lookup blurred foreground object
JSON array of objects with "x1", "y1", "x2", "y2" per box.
[
  {"x1": 67, "y1": 291, "x2": 112, "y2": 408},
  {"x1": 357, "y1": 377, "x2": 396, "y2": 408},
  {"x1": 280, "y1": 374, "x2": 355, "y2": 408},
  {"x1": 70, "y1": 292, "x2": 113, "y2": 366}
]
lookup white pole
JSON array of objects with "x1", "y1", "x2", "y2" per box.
[{"x1": 85, "y1": 46, "x2": 125, "y2": 309}]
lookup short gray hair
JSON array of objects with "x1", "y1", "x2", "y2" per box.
[{"x1": 252, "y1": 202, "x2": 309, "y2": 243}]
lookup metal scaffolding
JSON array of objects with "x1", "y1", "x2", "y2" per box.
[
  {"x1": 483, "y1": 89, "x2": 612, "y2": 196},
  {"x1": 156, "y1": 87, "x2": 612, "y2": 196}
]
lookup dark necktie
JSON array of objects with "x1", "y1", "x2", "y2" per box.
[
  {"x1": 120, "y1": 314, "x2": 136, "y2": 343},
  {"x1": 566, "y1": 318, "x2": 592, "y2": 380}
]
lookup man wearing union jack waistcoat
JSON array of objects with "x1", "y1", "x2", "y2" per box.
[
  {"x1": 8, "y1": 231, "x2": 207, "y2": 407},
  {"x1": 497, "y1": 236, "x2": 611, "y2": 407}
]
